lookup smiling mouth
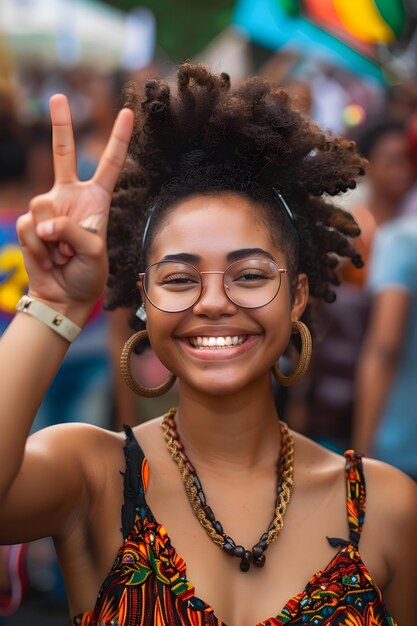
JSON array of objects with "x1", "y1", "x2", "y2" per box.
[{"x1": 187, "y1": 335, "x2": 248, "y2": 349}]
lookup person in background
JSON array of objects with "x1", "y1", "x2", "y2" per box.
[
  {"x1": 353, "y1": 216, "x2": 417, "y2": 480},
  {"x1": 344, "y1": 119, "x2": 415, "y2": 286},
  {"x1": 295, "y1": 119, "x2": 416, "y2": 453}
]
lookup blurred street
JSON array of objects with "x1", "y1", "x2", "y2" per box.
[{"x1": 4, "y1": 595, "x2": 67, "y2": 625}]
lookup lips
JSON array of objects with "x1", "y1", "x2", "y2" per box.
[{"x1": 188, "y1": 335, "x2": 247, "y2": 349}]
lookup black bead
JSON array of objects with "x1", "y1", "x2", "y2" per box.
[
  {"x1": 203, "y1": 505, "x2": 215, "y2": 523},
  {"x1": 225, "y1": 535, "x2": 235, "y2": 548},
  {"x1": 240, "y1": 551, "x2": 252, "y2": 572},
  {"x1": 213, "y1": 520, "x2": 223, "y2": 535},
  {"x1": 268, "y1": 522, "x2": 275, "y2": 532},
  {"x1": 240, "y1": 559, "x2": 250, "y2": 573},
  {"x1": 193, "y1": 476, "x2": 202, "y2": 491},
  {"x1": 232, "y1": 545, "x2": 245, "y2": 558},
  {"x1": 252, "y1": 544, "x2": 263, "y2": 559},
  {"x1": 260, "y1": 532, "x2": 269, "y2": 544},
  {"x1": 260, "y1": 537, "x2": 269, "y2": 551},
  {"x1": 254, "y1": 554, "x2": 266, "y2": 568},
  {"x1": 223, "y1": 541, "x2": 234, "y2": 554},
  {"x1": 197, "y1": 490, "x2": 206, "y2": 506},
  {"x1": 243, "y1": 550, "x2": 252, "y2": 563}
]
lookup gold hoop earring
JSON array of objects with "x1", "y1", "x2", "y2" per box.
[
  {"x1": 272, "y1": 321, "x2": 312, "y2": 387},
  {"x1": 120, "y1": 330, "x2": 177, "y2": 397}
]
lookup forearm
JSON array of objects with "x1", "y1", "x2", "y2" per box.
[
  {"x1": 0, "y1": 303, "x2": 90, "y2": 499},
  {"x1": 353, "y1": 348, "x2": 397, "y2": 454}
]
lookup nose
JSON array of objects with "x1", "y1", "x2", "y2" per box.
[{"x1": 192, "y1": 272, "x2": 238, "y2": 318}]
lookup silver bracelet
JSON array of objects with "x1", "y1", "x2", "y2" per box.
[{"x1": 16, "y1": 295, "x2": 82, "y2": 343}]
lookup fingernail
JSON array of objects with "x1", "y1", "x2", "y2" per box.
[
  {"x1": 62, "y1": 243, "x2": 74, "y2": 256},
  {"x1": 37, "y1": 220, "x2": 54, "y2": 236}
]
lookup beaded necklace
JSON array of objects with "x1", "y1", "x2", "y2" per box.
[{"x1": 161, "y1": 408, "x2": 294, "y2": 572}]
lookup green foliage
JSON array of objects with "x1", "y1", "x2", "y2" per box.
[{"x1": 102, "y1": 0, "x2": 234, "y2": 60}]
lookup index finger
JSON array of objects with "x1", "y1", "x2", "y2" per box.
[
  {"x1": 50, "y1": 94, "x2": 78, "y2": 185},
  {"x1": 93, "y1": 108, "x2": 134, "y2": 195}
]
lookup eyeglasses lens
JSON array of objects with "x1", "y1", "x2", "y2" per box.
[
  {"x1": 225, "y1": 258, "x2": 281, "y2": 308},
  {"x1": 144, "y1": 259, "x2": 281, "y2": 312}
]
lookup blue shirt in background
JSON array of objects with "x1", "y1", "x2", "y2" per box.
[{"x1": 367, "y1": 217, "x2": 417, "y2": 477}]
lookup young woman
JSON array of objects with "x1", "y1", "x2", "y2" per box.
[{"x1": 0, "y1": 64, "x2": 415, "y2": 626}]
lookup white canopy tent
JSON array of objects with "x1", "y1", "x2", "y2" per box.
[{"x1": 0, "y1": 0, "x2": 155, "y2": 69}]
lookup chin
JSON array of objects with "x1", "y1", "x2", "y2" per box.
[{"x1": 181, "y1": 370, "x2": 267, "y2": 398}]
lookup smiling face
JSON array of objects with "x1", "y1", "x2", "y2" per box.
[{"x1": 140, "y1": 192, "x2": 308, "y2": 398}]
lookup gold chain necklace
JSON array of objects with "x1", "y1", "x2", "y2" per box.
[{"x1": 161, "y1": 408, "x2": 294, "y2": 572}]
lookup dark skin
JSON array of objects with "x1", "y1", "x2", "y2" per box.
[{"x1": 0, "y1": 97, "x2": 416, "y2": 626}]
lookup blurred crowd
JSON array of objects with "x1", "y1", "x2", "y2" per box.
[{"x1": 1, "y1": 15, "x2": 417, "y2": 624}]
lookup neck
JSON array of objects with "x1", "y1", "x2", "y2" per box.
[{"x1": 174, "y1": 375, "x2": 282, "y2": 475}]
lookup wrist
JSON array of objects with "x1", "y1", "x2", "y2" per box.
[
  {"x1": 17, "y1": 295, "x2": 96, "y2": 341},
  {"x1": 26, "y1": 293, "x2": 98, "y2": 327}
]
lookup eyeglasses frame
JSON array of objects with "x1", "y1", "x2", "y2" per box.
[{"x1": 138, "y1": 258, "x2": 288, "y2": 313}]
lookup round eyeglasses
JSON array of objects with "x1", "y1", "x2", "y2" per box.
[{"x1": 138, "y1": 258, "x2": 288, "y2": 313}]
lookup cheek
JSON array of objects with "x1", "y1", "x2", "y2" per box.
[
  {"x1": 262, "y1": 308, "x2": 292, "y2": 353},
  {"x1": 146, "y1": 312, "x2": 180, "y2": 366}
]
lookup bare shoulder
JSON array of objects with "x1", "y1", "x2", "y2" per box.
[
  {"x1": 28, "y1": 421, "x2": 124, "y2": 455},
  {"x1": 361, "y1": 457, "x2": 417, "y2": 541},
  {"x1": 293, "y1": 431, "x2": 417, "y2": 528},
  {"x1": 28, "y1": 421, "x2": 126, "y2": 488},
  {"x1": 290, "y1": 429, "x2": 347, "y2": 480},
  {"x1": 0, "y1": 423, "x2": 127, "y2": 544},
  {"x1": 361, "y1": 458, "x2": 417, "y2": 622}
]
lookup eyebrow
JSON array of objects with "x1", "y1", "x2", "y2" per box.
[
  {"x1": 226, "y1": 248, "x2": 275, "y2": 262},
  {"x1": 159, "y1": 248, "x2": 275, "y2": 264},
  {"x1": 160, "y1": 253, "x2": 200, "y2": 264}
]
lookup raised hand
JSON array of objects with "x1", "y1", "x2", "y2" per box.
[{"x1": 16, "y1": 94, "x2": 134, "y2": 311}]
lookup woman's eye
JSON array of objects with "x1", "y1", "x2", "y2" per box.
[
  {"x1": 161, "y1": 274, "x2": 198, "y2": 285},
  {"x1": 235, "y1": 272, "x2": 266, "y2": 281}
]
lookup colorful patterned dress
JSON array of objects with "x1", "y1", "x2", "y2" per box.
[{"x1": 71, "y1": 427, "x2": 397, "y2": 626}]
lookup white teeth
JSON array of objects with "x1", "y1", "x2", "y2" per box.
[{"x1": 188, "y1": 335, "x2": 247, "y2": 349}]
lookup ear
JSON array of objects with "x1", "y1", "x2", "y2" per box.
[
  {"x1": 136, "y1": 277, "x2": 145, "y2": 301},
  {"x1": 291, "y1": 273, "x2": 309, "y2": 322}
]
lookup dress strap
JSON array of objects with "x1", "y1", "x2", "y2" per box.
[
  {"x1": 120, "y1": 425, "x2": 150, "y2": 540},
  {"x1": 327, "y1": 449, "x2": 366, "y2": 550}
]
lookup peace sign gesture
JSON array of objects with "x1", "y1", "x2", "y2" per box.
[{"x1": 17, "y1": 95, "x2": 134, "y2": 314}]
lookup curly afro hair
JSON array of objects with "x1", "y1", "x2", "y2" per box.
[{"x1": 106, "y1": 63, "x2": 366, "y2": 330}]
